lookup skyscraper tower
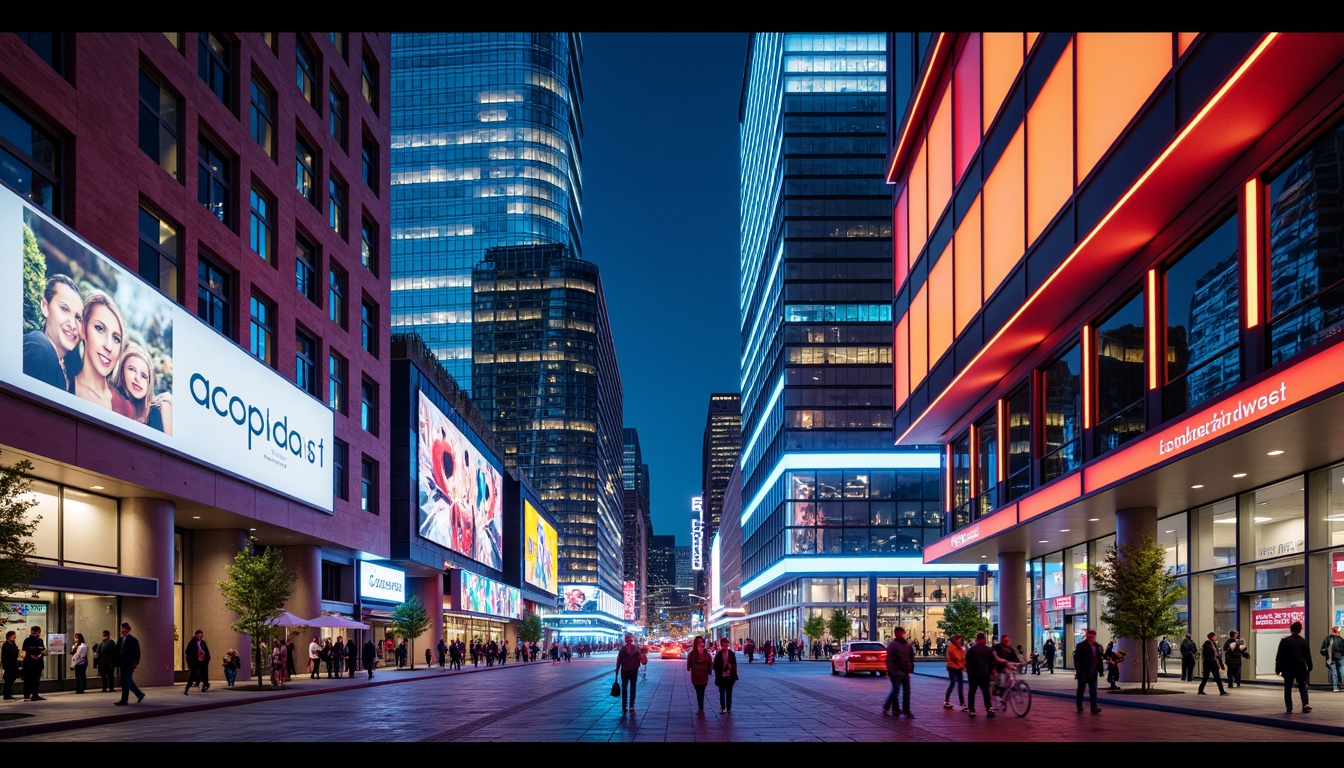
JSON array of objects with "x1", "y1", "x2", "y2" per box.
[
  {"x1": 737, "y1": 33, "x2": 947, "y2": 644},
  {"x1": 701, "y1": 393, "x2": 742, "y2": 541},
  {"x1": 389, "y1": 33, "x2": 584, "y2": 392}
]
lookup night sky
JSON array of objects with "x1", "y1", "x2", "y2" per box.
[{"x1": 581, "y1": 33, "x2": 749, "y2": 545}]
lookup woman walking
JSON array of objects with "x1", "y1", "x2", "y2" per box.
[
  {"x1": 713, "y1": 636, "x2": 739, "y2": 714},
  {"x1": 943, "y1": 634, "x2": 967, "y2": 710},
  {"x1": 686, "y1": 636, "x2": 714, "y2": 715}
]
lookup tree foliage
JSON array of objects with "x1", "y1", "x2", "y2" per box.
[
  {"x1": 827, "y1": 608, "x2": 852, "y2": 644},
  {"x1": 22, "y1": 225, "x2": 45, "y2": 335},
  {"x1": 1088, "y1": 534, "x2": 1188, "y2": 691},
  {"x1": 517, "y1": 609, "x2": 543, "y2": 644},
  {"x1": 937, "y1": 594, "x2": 991, "y2": 643},
  {"x1": 390, "y1": 594, "x2": 430, "y2": 669},
  {"x1": 217, "y1": 537, "x2": 296, "y2": 689},
  {"x1": 802, "y1": 613, "x2": 827, "y2": 645},
  {"x1": 0, "y1": 453, "x2": 41, "y2": 621}
]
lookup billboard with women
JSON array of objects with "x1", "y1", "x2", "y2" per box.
[
  {"x1": 417, "y1": 390, "x2": 504, "y2": 569},
  {"x1": 0, "y1": 188, "x2": 333, "y2": 510},
  {"x1": 524, "y1": 500, "x2": 557, "y2": 593}
]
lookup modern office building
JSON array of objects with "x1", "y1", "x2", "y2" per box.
[
  {"x1": 471, "y1": 243, "x2": 625, "y2": 642},
  {"x1": 888, "y1": 32, "x2": 1344, "y2": 680},
  {"x1": 621, "y1": 427, "x2": 652, "y2": 627},
  {"x1": 738, "y1": 32, "x2": 974, "y2": 646},
  {"x1": 0, "y1": 32, "x2": 391, "y2": 689},
  {"x1": 647, "y1": 533, "x2": 675, "y2": 634},
  {"x1": 708, "y1": 461, "x2": 747, "y2": 639},
  {"x1": 702, "y1": 392, "x2": 742, "y2": 543},
  {"x1": 388, "y1": 33, "x2": 584, "y2": 392}
]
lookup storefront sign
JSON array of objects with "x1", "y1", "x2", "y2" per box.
[
  {"x1": 359, "y1": 561, "x2": 406, "y2": 604},
  {"x1": 623, "y1": 580, "x2": 635, "y2": 621},
  {"x1": 1251, "y1": 606, "x2": 1305, "y2": 630},
  {"x1": 47, "y1": 633, "x2": 65, "y2": 655},
  {"x1": 1052, "y1": 594, "x2": 1074, "y2": 611},
  {"x1": 1332, "y1": 552, "x2": 1344, "y2": 587}
]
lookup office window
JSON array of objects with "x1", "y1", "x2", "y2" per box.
[
  {"x1": 163, "y1": 33, "x2": 182, "y2": 50},
  {"x1": 361, "y1": 135, "x2": 377, "y2": 191},
  {"x1": 360, "y1": 378, "x2": 377, "y2": 434},
  {"x1": 295, "y1": 329, "x2": 318, "y2": 397},
  {"x1": 258, "y1": 33, "x2": 275, "y2": 53},
  {"x1": 0, "y1": 96, "x2": 60, "y2": 214},
  {"x1": 17, "y1": 33, "x2": 61, "y2": 72},
  {"x1": 361, "y1": 298, "x2": 377, "y2": 357},
  {"x1": 329, "y1": 33, "x2": 347, "y2": 59},
  {"x1": 360, "y1": 218, "x2": 377, "y2": 275},
  {"x1": 249, "y1": 292, "x2": 275, "y2": 366},
  {"x1": 138, "y1": 207, "x2": 180, "y2": 301},
  {"x1": 1164, "y1": 216, "x2": 1241, "y2": 419},
  {"x1": 295, "y1": 234, "x2": 320, "y2": 305},
  {"x1": 197, "y1": 138, "x2": 231, "y2": 225},
  {"x1": 296, "y1": 37, "x2": 318, "y2": 108},
  {"x1": 329, "y1": 265, "x2": 347, "y2": 328},
  {"x1": 333, "y1": 438, "x2": 348, "y2": 500},
  {"x1": 197, "y1": 254, "x2": 232, "y2": 337},
  {"x1": 328, "y1": 351, "x2": 347, "y2": 413},
  {"x1": 329, "y1": 84, "x2": 346, "y2": 149},
  {"x1": 249, "y1": 186, "x2": 273, "y2": 264},
  {"x1": 1041, "y1": 343, "x2": 1081, "y2": 484},
  {"x1": 198, "y1": 33, "x2": 231, "y2": 108},
  {"x1": 249, "y1": 76, "x2": 274, "y2": 157},
  {"x1": 328, "y1": 174, "x2": 346, "y2": 236},
  {"x1": 138, "y1": 69, "x2": 179, "y2": 179},
  {"x1": 1095, "y1": 291, "x2": 1145, "y2": 455},
  {"x1": 360, "y1": 455, "x2": 376, "y2": 513},
  {"x1": 295, "y1": 136, "x2": 316, "y2": 205},
  {"x1": 1004, "y1": 383, "x2": 1031, "y2": 502},
  {"x1": 974, "y1": 409, "x2": 998, "y2": 518},
  {"x1": 361, "y1": 54, "x2": 377, "y2": 111}
]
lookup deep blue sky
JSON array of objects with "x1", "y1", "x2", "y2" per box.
[{"x1": 581, "y1": 33, "x2": 749, "y2": 545}]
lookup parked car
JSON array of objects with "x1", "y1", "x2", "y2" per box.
[{"x1": 830, "y1": 640, "x2": 887, "y2": 676}]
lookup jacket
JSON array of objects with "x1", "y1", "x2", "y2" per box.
[
  {"x1": 1074, "y1": 638, "x2": 1104, "y2": 680},
  {"x1": 945, "y1": 640, "x2": 966, "y2": 671},
  {"x1": 362, "y1": 640, "x2": 377, "y2": 666},
  {"x1": 885, "y1": 637, "x2": 915, "y2": 676},
  {"x1": 1, "y1": 639, "x2": 17, "y2": 674},
  {"x1": 1180, "y1": 636, "x2": 1198, "y2": 659},
  {"x1": 1200, "y1": 639, "x2": 1223, "y2": 671},
  {"x1": 1223, "y1": 637, "x2": 1247, "y2": 666},
  {"x1": 186, "y1": 636, "x2": 211, "y2": 667},
  {"x1": 1321, "y1": 632, "x2": 1344, "y2": 662},
  {"x1": 965, "y1": 641, "x2": 996, "y2": 681},
  {"x1": 686, "y1": 646, "x2": 713, "y2": 686},
  {"x1": 116, "y1": 633, "x2": 141, "y2": 671},
  {"x1": 615, "y1": 643, "x2": 646, "y2": 674},
  {"x1": 713, "y1": 647, "x2": 738, "y2": 686},
  {"x1": 1276, "y1": 632, "x2": 1313, "y2": 678},
  {"x1": 95, "y1": 638, "x2": 117, "y2": 670},
  {"x1": 70, "y1": 641, "x2": 88, "y2": 668}
]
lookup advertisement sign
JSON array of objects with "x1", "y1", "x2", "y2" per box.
[
  {"x1": 1052, "y1": 595, "x2": 1074, "y2": 611},
  {"x1": 1333, "y1": 552, "x2": 1344, "y2": 587},
  {"x1": 417, "y1": 391, "x2": 504, "y2": 569},
  {"x1": 523, "y1": 500, "x2": 557, "y2": 594},
  {"x1": 46, "y1": 633, "x2": 65, "y2": 656},
  {"x1": 359, "y1": 561, "x2": 406, "y2": 604},
  {"x1": 458, "y1": 570, "x2": 520, "y2": 619},
  {"x1": 692, "y1": 494, "x2": 703, "y2": 519},
  {"x1": 1251, "y1": 606, "x2": 1305, "y2": 631},
  {"x1": 1, "y1": 192, "x2": 334, "y2": 510},
  {"x1": 1, "y1": 602, "x2": 47, "y2": 628},
  {"x1": 623, "y1": 580, "x2": 635, "y2": 621},
  {"x1": 559, "y1": 584, "x2": 624, "y2": 616},
  {"x1": 691, "y1": 519, "x2": 704, "y2": 571}
]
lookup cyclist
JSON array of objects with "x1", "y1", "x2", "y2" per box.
[{"x1": 992, "y1": 634, "x2": 1025, "y2": 698}]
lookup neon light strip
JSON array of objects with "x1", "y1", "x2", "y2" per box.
[
  {"x1": 1082, "y1": 325, "x2": 1092, "y2": 430},
  {"x1": 996, "y1": 398, "x2": 1006, "y2": 484},
  {"x1": 945, "y1": 443, "x2": 954, "y2": 513},
  {"x1": 740, "y1": 374, "x2": 784, "y2": 466},
  {"x1": 889, "y1": 33, "x2": 950, "y2": 182},
  {"x1": 1244, "y1": 180, "x2": 1260, "y2": 329},
  {"x1": 1148, "y1": 269, "x2": 1159, "y2": 390},
  {"x1": 740, "y1": 451, "x2": 941, "y2": 528},
  {"x1": 896, "y1": 33, "x2": 1280, "y2": 444},
  {"x1": 740, "y1": 555, "x2": 988, "y2": 600}
]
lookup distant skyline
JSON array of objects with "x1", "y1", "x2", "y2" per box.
[{"x1": 581, "y1": 33, "x2": 748, "y2": 545}]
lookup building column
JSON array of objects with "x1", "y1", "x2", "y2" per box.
[
  {"x1": 997, "y1": 551, "x2": 1027, "y2": 651},
  {"x1": 189, "y1": 529, "x2": 249, "y2": 680},
  {"x1": 1115, "y1": 506, "x2": 1159, "y2": 684},
  {"x1": 410, "y1": 574, "x2": 444, "y2": 667},
  {"x1": 281, "y1": 545, "x2": 323, "y2": 621},
  {"x1": 120, "y1": 497, "x2": 175, "y2": 687}
]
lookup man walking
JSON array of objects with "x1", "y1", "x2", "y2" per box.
[
  {"x1": 1074, "y1": 628, "x2": 1104, "y2": 714},
  {"x1": 1179, "y1": 631, "x2": 1198, "y2": 682},
  {"x1": 114, "y1": 622, "x2": 144, "y2": 705},
  {"x1": 183, "y1": 629, "x2": 210, "y2": 694},
  {"x1": 1223, "y1": 630, "x2": 1247, "y2": 688},
  {"x1": 882, "y1": 627, "x2": 916, "y2": 717},
  {"x1": 308, "y1": 636, "x2": 322, "y2": 679},
  {"x1": 614, "y1": 633, "x2": 647, "y2": 713},
  {"x1": 1277, "y1": 619, "x2": 1313, "y2": 714},
  {"x1": 1320, "y1": 625, "x2": 1344, "y2": 692},
  {"x1": 965, "y1": 631, "x2": 996, "y2": 718},
  {"x1": 1197, "y1": 631, "x2": 1229, "y2": 696},
  {"x1": 95, "y1": 630, "x2": 117, "y2": 692},
  {"x1": 362, "y1": 637, "x2": 377, "y2": 679},
  {"x1": 20, "y1": 626, "x2": 46, "y2": 701}
]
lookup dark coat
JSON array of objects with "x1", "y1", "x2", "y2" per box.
[
  {"x1": 1276, "y1": 632, "x2": 1313, "y2": 678},
  {"x1": 1074, "y1": 638, "x2": 1104, "y2": 679},
  {"x1": 965, "y1": 641, "x2": 996, "y2": 682},
  {"x1": 686, "y1": 647, "x2": 713, "y2": 686},
  {"x1": 1201, "y1": 639, "x2": 1223, "y2": 672},
  {"x1": 95, "y1": 638, "x2": 117, "y2": 671},
  {"x1": 116, "y1": 633, "x2": 141, "y2": 671},
  {"x1": 713, "y1": 647, "x2": 738, "y2": 686},
  {"x1": 362, "y1": 640, "x2": 377, "y2": 666},
  {"x1": 1043, "y1": 639, "x2": 1056, "y2": 659},
  {"x1": 185, "y1": 636, "x2": 210, "y2": 668},
  {"x1": 1180, "y1": 636, "x2": 1198, "y2": 659},
  {"x1": 1, "y1": 639, "x2": 17, "y2": 675},
  {"x1": 885, "y1": 637, "x2": 915, "y2": 676},
  {"x1": 1223, "y1": 637, "x2": 1247, "y2": 667}
]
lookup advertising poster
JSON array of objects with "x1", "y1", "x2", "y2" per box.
[
  {"x1": 417, "y1": 391, "x2": 504, "y2": 569},
  {"x1": 459, "y1": 570, "x2": 520, "y2": 619},
  {"x1": 0, "y1": 191, "x2": 333, "y2": 510},
  {"x1": 523, "y1": 500, "x2": 557, "y2": 594}
]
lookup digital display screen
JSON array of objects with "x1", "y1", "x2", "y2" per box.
[
  {"x1": 524, "y1": 500, "x2": 557, "y2": 593},
  {"x1": 417, "y1": 390, "x2": 504, "y2": 569}
]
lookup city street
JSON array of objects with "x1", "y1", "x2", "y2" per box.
[{"x1": 2, "y1": 653, "x2": 1340, "y2": 744}]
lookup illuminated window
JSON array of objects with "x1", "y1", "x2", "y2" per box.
[
  {"x1": 249, "y1": 292, "x2": 275, "y2": 366},
  {"x1": 361, "y1": 378, "x2": 377, "y2": 434},
  {"x1": 361, "y1": 53, "x2": 377, "y2": 112},
  {"x1": 249, "y1": 76, "x2": 274, "y2": 157},
  {"x1": 295, "y1": 135, "x2": 317, "y2": 205},
  {"x1": 361, "y1": 217, "x2": 378, "y2": 275},
  {"x1": 1041, "y1": 343, "x2": 1081, "y2": 484},
  {"x1": 361, "y1": 298, "x2": 377, "y2": 357},
  {"x1": 295, "y1": 329, "x2": 318, "y2": 397},
  {"x1": 296, "y1": 37, "x2": 318, "y2": 108},
  {"x1": 361, "y1": 456, "x2": 377, "y2": 513},
  {"x1": 197, "y1": 138, "x2": 231, "y2": 225},
  {"x1": 1004, "y1": 384, "x2": 1031, "y2": 502},
  {"x1": 198, "y1": 33, "x2": 231, "y2": 108},
  {"x1": 196, "y1": 253, "x2": 231, "y2": 337},
  {"x1": 328, "y1": 352, "x2": 347, "y2": 413},
  {"x1": 295, "y1": 234, "x2": 319, "y2": 305},
  {"x1": 1094, "y1": 291, "x2": 1145, "y2": 455},
  {"x1": 139, "y1": 68, "x2": 179, "y2": 179},
  {"x1": 328, "y1": 173, "x2": 346, "y2": 236},
  {"x1": 138, "y1": 207, "x2": 180, "y2": 301},
  {"x1": 1163, "y1": 216, "x2": 1240, "y2": 420},
  {"x1": 249, "y1": 186, "x2": 274, "y2": 264},
  {"x1": 329, "y1": 265, "x2": 347, "y2": 328}
]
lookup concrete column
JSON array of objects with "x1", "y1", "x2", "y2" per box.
[
  {"x1": 189, "y1": 529, "x2": 249, "y2": 680},
  {"x1": 1115, "y1": 506, "x2": 1159, "y2": 684},
  {"x1": 410, "y1": 574, "x2": 444, "y2": 668},
  {"x1": 281, "y1": 544, "x2": 323, "y2": 620},
  {"x1": 997, "y1": 551, "x2": 1027, "y2": 651},
  {"x1": 120, "y1": 497, "x2": 175, "y2": 687}
]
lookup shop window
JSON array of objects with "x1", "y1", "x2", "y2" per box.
[
  {"x1": 1190, "y1": 498, "x2": 1237, "y2": 574},
  {"x1": 1243, "y1": 477, "x2": 1304, "y2": 565}
]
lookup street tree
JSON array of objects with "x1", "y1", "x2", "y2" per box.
[
  {"x1": 391, "y1": 594, "x2": 430, "y2": 669},
  {"x1": 937, "y1": 594, "x2": 991, "y2": 644},
  {"x1": 217, "y1": 536, "x2": 296, "y2": 689},
  {"x1": 518, "y1": 609, "x2": 543, "y2": 646},
  {"x1": 803, "y1": 613, "x2": 827, "y2": 648},
  {"x1": 1089, "y1": 533, "x2": 1188, "y2": 691},
  {"x1": 827, "y1": 608, "x2": 852, "y2": 645},
  {"x1": 0, "y1": 453, "x2": 40, "y2": 625}
]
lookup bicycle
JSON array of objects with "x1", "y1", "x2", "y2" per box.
[{"x1": 991, "y1": 663, "x2": 1032, "y2": 717}]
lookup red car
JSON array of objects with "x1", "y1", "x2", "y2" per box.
[{"x1": 830, "y1": 640, "x2": 887, "y2": 677}]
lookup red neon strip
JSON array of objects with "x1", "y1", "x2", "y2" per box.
[
  {"x1": 1082, "y1": 325, "x2": 1092, "y2": 430},
  {"x1": 1147, "y1": 269, "x2": 1159, "y2": 390},
  {"x1": 1244, "y1": 180, "x2": 1260, "y2": 329},
  {"x1": 996, "y1": 398, "x2": 1006, "y2": 484}
]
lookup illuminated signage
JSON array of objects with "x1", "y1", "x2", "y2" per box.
[
  {"x1": 524, "y1": 500, "x2": 557, "y2": 594},
  {"x1": 1052, "y1": 595, "x2": 1073, "y2": 611},
  {"x1": 1333, "y1": 552, "x2": 1344, "y2": 588},
  {"x1": 691, "y1": 494, "x2": 703, "y2": 519},
  {"x1": 1251, "y1": 606, "x2": 1304, "y2": 631},
  {"x1": 359, "y1": 561, "x2": 406, "y2": 604},
  {"x1": 456, "y1": 570, "x2": 520, "y2": 619},
  {"x1": 623, "y1": 580, "x2": 635, "y2": 621},
  {"x1": 417, "y1": 391, "x2": 504, "y2": 569},
  {"x1": 559, "y1": 584, "x2": 623, "y2": 616},
  {"x1": 691, "y1": 518, "x2": 704, "y2": 571},
  {"x1": 2, "y1": 192, "x2": 333, "y2": 510}
]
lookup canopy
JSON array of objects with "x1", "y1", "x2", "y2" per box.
[
  {"x1": 263, "y1": 610, "x2": 312, "y2": 627},
  {"x1": 306, "y1": 614, "x2": 370, "y2": 630}
]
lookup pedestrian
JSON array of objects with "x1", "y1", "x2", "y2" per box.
[
  {"x1": 362, "y1": 637, "x2": 377, "y2": 679},
  {"x1": 332, "y1": 636, "x2": 346, "y2": 677},
  {"x1": 1180, "y1": 631, "x2": 1198, "y2": 682},
  {"x1": 183, "y1": 628, "x2": 210, "y2": 694},
  {"x1": 882, "y1": 626, "x2": 915, "y2": 717},
  {"x1": 1197, "y1": 631, "x2": 1229, "y2": 696},
  {"x1": 437, "y1": 637, "x2": 448, "y2": 668},
  {"x1": 20, "y1": 625, "x2": 45, "y2": 702},
  {"x1": 1223, "y1": 630, "x2": 1247, "y2": 688},
  {"x1": 1074, "y1": 628, "x2": 1104, "y2": 714},
  {"x1": 744, "y1": 638, "x2": 755, "y2": 664},
  {"x1": 615, "y1": 632, "x2": 647, "y2": 713},
  {"x1": 1157, "y1": 636, "x2": 1171, "y2": 674},
  {"x1": 222, "y1": 649, "x2": 240, "y2": 687},
  {"x1": 345, "y1": 637, "x2": 357, "y2": 677},
  {"x1": 1276, "y1": 619, "x2": 1313, "y2": 714},
  {"x1": 424, "y1": 646, "x2": 432, "y2": 667},
  {"x1": 271, "y1": 638, "x2": 289, "y2": 689},
  {"x1": 1319, "y1": 625, "x2": 1344, "y2": 692},
  {"x1": 396, "y1": 638, "x2": 408, "y2": 669},
  {"x1": 1043, "y1": 636, "x2": 1056, "y2": 675},
  {"x1": 450, "y1": 638, "x2": 463, "y2": 670},
  {"x1": 114, "y1": 622, "x2": 145, "y2": 705},
  {"x1": 287, "y1": 639, "x2": 297, "y2": 678},
  {"x1": 1105, "y1": 648, "x2": 1125, "y2": 690},
  {"x1": 322, "y1": 638, "x2": 336, "y2": 678},
  {"x1": 713, "y1": 636, "x2": 738, "y2": 714},
  {"x1": 550, "y1": 642, "x2": 560, "y2": 664},
  {"x1": 686, "y1": 635, "x2": 713, "y2": 715},
  {"x1": 964, "y1": 631, "x2": 997, "y2": 718},
  {"x1": 70, "y1": 632, "x2": 89, "y2": 694},
  {"x1": 943, "y1": 633, "x2": 967, "y2": 711},
  {"x1": 308, "y1": 636, "x2": 322, "y2": 679},
  {"x1": 1, "y1": 630, "x2": 18, "y2": 700},
  {"x1": 95, "y1": 629, "x2": 117, "y2": 692}
]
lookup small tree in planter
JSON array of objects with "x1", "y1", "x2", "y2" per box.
[
  {"x1": 1088, "y1": 533, "x2": 1187, "y2": 692},
  {"x1": 518, "y1": 610, "x2": 543, "y2": 649},
  {"x1": 0, "y1": 453, "x2": 40, "y2": 626},
  {"x1": 937, "y1": 594, "x2": 990, "y2": 644},
  {"x1": 217, "y1": 537, "x2": 296, "y2": 690},
  {"x1": 803, "y1": 613, "x2": 827, "y2": 652},
  {"x1": 390, "y1": 594, "x2": 430, "y2": 669},
  {"x1": 827, "y1": 608, "x2": 852, "y2": 645}
]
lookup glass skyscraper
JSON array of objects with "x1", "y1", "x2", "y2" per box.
[
  {"x1": 738, "y1": 33, "x2": 952, "y2": 645},
  {"x1": 390, "y1": 33, "x2": 584, "y2": 392}
]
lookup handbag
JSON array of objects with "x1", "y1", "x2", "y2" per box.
[{"x1": 610, "y1": 673, "x2": 621, "y2": 697}]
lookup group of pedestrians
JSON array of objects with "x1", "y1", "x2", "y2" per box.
[
  {"x1": 679, "y1": 634, "x2": 738, "y2": 715},
  {"x1": 2, "y1": 623, "x2": 142, "y2": 705}
]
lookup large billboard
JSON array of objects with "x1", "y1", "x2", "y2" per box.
[
  {"x1": 560, "y1": 584, "x2": 624, "y2": 616},
  {"x1": 523, "y1": 500, "x2": 557, "y2": 594},
  {"x1": 417, "y1": 390, "x2": 503, "y2": 569},
  {"x1": 457, "y1": 570, "x2": 520, "y2": 620},
  {"x1": 1, "y1": 189, "x2": 333, "y2": 510}
]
